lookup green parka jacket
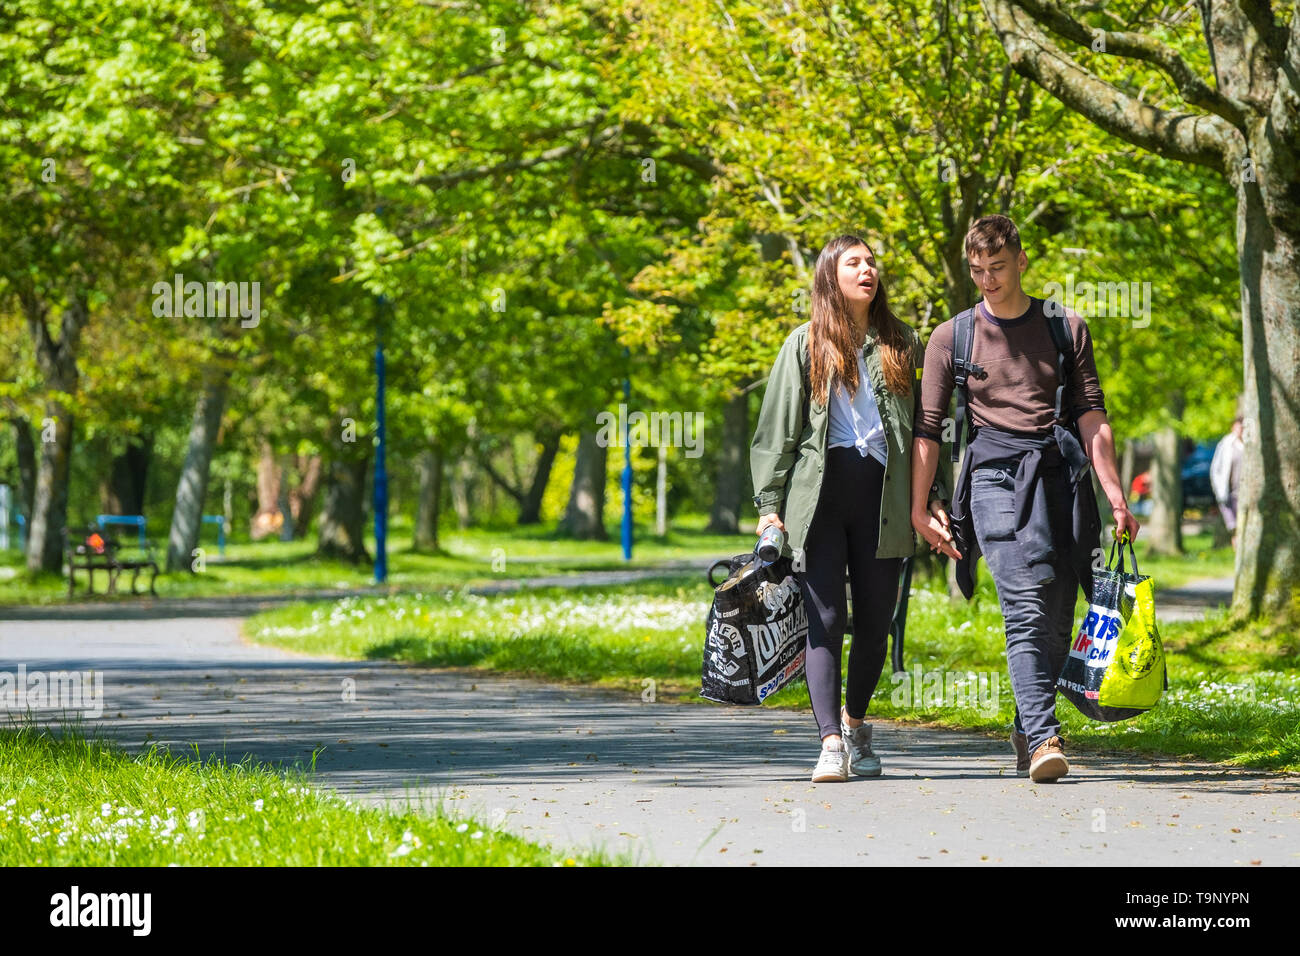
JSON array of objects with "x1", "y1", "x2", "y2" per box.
[{"x1": 749, "y1": 321, "x2": 950, "y2": 563}]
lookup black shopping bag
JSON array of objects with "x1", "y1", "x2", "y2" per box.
[{"x1": 700, "y1": 551, "x2": 808, "y2": 705}]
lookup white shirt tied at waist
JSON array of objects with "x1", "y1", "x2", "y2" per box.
[{"x1": 826, "y1": 347, "x2": 888, "y2": 466}]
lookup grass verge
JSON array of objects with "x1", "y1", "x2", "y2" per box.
[
  {"x1": 0, "y1": 515, "x2": 751, "y2": 606},
  {"x1": 0, "y1": 721, "x2": 623, "y2": 866}
]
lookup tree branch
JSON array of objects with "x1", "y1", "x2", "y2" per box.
[
  {"x1": 1270, "y1": 4, "x2": 1300, "y2": 147},
  {"x1": 980, "y1": 0, "x2": 1239, "y2": 172},
  {"x1": 620, "y1": 120, "x2": 725, "y2": 181},
  {"x1": 417, "y1": 121, "x2": 723, "y2": 190},
  {"x1": 1013, "y1": 0, "x2": 1250, "y2": 127},
  {"x1": 416, "y1": 127, "x2": 619, "y2": 189},
  {"x1": 1234, "y1": 0, "x2": 1290, "y2": 64},
  {"x1": 424, "y1": 55, "x2": 568, "y2": 92},
  {"x1": 472, "y1": 446, "x2": 526, "y2": 505}
]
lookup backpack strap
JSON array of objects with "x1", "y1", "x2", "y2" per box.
[
  {"x1": 950, "y1": 307, "x2": 982, "y2": 463},
  {"x1": 1043, "y1": 306, "x2": 1076, "y2": 427},
  {"x1": 951, "y1": 302, "x2": 1077, "y2": 463}
]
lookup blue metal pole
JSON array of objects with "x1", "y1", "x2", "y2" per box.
[
  {"x1": 621, "y1": 360, "x2": 633, "y2": 561},
  {"x1": 374, "y1": 296, "x2": 389, "y2": 585}
]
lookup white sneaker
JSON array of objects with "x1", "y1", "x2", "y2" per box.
[
  {"x1": 811, "y1": 739, "x2": 850, "y2": 782},
  {"x1": 841, "y1": 708, "x2": 882, "y2": 776}
]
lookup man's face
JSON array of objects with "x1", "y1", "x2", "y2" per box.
[{"x1": 968, "y1": 246, "x2": 1028, "y2": 309}]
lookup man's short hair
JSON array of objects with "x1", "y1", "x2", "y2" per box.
[{"x1": 965, "y1": 215, "x2": 1021, "y2": 259}]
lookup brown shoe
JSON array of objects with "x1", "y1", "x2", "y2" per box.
[
  {"x1": 1011, "y1": 730, "x2": 1030, "y2": 777},
  {"x1": 1029, "y1": 736, "x2": 1069, "y2": 782}
]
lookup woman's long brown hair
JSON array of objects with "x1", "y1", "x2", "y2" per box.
[{"x1": 808, "y1": 235, "x2": 913, "y2": 404}]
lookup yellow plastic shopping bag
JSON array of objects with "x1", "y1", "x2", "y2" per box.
[{"x1": 1058, "y1": 533, "x2": 1167, "y2": 720}]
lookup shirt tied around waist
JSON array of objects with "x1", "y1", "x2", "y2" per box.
[{"x1": 949, "y1": 424, "x2": 1100, "y2": 600}]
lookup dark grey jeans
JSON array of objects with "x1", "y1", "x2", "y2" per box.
[{"x1": 969, "y1": 459, "x2": 1078, "y2": 755}]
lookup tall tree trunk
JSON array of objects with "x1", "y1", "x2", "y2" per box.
[
  {"x1": 518, "y1": 430, "x2": 561, "y2": 525},
  {"x1": 222, "y1": 478, "x2": 233, "y2": 541},
  {"x1": 1146, "y1": 395, "x2": 1185, "y2": 557},
  {"x1": 655, "y1": 442, "x2": 668, "y2": 536},
  {"x1": 451, "y1": 454, "x2": 473, "y2": 529},
  {"x1": 1235, "y1": 184, "x2": 1300, "y2": 616},
  {"x1": 28, "y1": 404, "x2": 75, "y2": 573},
  {"x1": 413, "y1": 443, "x2": 444, "y2": 552},
  {"x1": 708, "y1": 390, "x2": 747, "y2": 533},
  {"x1": 12, "y1": 416, "x2": 36, "y2": 519},
  {"x1": 317, "y1": 433, "x2": 370, "y2": 563},
  {"x1": 166, "y1": 366, "x2": 231, "y2": 571},
  {"x1": 938, "y1": 189, "x2": 977, "y2": 321},
  {"x1": 102, "y1": 434, "x2": 153, "y2": 516},
  {"x1": 289, "y1": 454, "x2": 323, "y2": 539},
  {"x1": 250, "y1": 439, "x2": 282, "y2": 540},
  {"x1": 19, "y1": 290, "x2": 87, "y2": 573},
  {"x1": 1212, "y1": 508, "x2": 1235, "y2": 549},
  {"x1": 277, "y1": 451, "x2": 296, "y2": 541},
  {"x1": 561, "y1": 424, "x2": 608, "y2": 540},
  {"x1": 473, "y1": 429, "x2": 563, "y2": 525}
]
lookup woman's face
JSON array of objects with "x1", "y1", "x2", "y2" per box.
[{"x1": 837, "y1": 244, "x2": 877, "y2": 309}]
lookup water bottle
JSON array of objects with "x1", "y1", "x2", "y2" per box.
[{"x1": 756, "y1": 524, "x2": 785, "y2": 563}]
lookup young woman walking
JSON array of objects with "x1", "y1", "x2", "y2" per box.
[{"x1": 750, "y1": 235, "x2": 947, "y2": 782}]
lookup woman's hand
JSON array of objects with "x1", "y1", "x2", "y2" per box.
[
  {"x1": 756, "y1": 513, "x2": 786, "y2": 536},
  {"x1": 912, "y1": 500, "x2": 961, "y2": 560}
]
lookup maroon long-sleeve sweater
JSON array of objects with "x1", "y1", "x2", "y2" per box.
[{"x1": 915, "y1": 296, "x2": 1107, "y2": 440}]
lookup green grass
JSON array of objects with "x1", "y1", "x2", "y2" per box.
[
  {"x1": 246, "y1": 566, "x2": 1300, "y2": 772},
  {"x1": 248, "y1": 577, "x2": 709, "y2": 689},
  {"x1": 0, "y1": 514, "x2": 754, "y2": 606},
  {"x1": 0, "y1": 721, "x2": 626, "y2": 866},
  {"x1": 0, "y1": 518, "x2": 1235, "y2": 606},
  {"x1": 1125, "y1": 531, "x2": 1236, "y2": 588}
]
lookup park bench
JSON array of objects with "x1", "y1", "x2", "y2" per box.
[{"x1": 65, "y1": 526, "x2": 159, "y2": 598}]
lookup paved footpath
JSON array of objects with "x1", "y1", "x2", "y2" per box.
[
  {"x1": 1158, "y1": 576, "x2": 1235, "y2": 622},
  {"x1": 2, "y1": 611, "x2": 1297, "y2": 866}
]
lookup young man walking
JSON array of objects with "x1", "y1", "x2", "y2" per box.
[{"x1": 909, "y1": 215, "x2": 1139, "y2": 782}]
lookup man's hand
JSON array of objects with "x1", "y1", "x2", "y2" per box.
[
  {"x1": 912, "y1": 500, "x2": 961, "y2": 560},
  {"x1": 1112, "y1": 504, "x2": 1139, "y2": 544},
  {"x1": 756, "y1": 513, "x2": 786, "y2": 536}
]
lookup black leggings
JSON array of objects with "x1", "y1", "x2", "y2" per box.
[{"x1": 798, "y1": 447, "x2": 901, "y2": 739}]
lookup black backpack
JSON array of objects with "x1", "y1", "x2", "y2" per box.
[{"x1": 950, "y1": 300, "x2": 1077, "y2": 463}]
